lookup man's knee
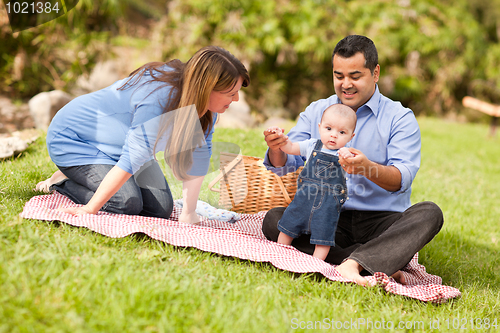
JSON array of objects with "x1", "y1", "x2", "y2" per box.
[
  {"x1": 262, "y1": 207, "x2": 286, "y2": 242},
  {"x1": 412, "y1": 201, "x2": 444, "y2": 233}
]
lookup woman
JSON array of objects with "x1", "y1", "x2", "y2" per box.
[{"x1": 36, "y1": 46, "x2": 250, "y2": 224}]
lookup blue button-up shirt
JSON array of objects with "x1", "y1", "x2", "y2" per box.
[{"x1": 264, "y1": 86, "x2": 421, "y2": 212}]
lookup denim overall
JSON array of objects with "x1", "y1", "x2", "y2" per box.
[{"x1": 277, "y1": 140, "x2": 347, "y2": 246}]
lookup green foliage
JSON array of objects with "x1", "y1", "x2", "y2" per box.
[
  {"x1": 152, "y1": 0, "x2": 500, "y2": 118},
  {"x1": 0, "y1": 1, "x2": 112, "y2": 99},
  {"x1": 154, "y1": 0, "x2": 345, "y2": 117},
  {"x1": 4, "y1": 0, "x2": 500, "y2": 118},
  {"x1": 0, "y1": 0, "x2": 166, "y2": 100}
]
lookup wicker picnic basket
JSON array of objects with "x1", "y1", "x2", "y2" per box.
[{"x1": 208, "y1": 152, "x2": 303, "y2": 214}]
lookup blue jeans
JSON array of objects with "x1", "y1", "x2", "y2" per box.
[{"x1": 52, "y1": 160, "x2": 173, "y2": 218}]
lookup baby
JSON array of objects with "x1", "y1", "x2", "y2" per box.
[{"x1": 267, "y1": 103, "x2": 356, "y2": 260}]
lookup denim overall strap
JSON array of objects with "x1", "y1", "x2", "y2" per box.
[
  {"x1": 277, "y1": 139, "x2": 347, "y2": 246},
  {"x1": 313, "y1": 139, "x2": 323, "y2": 151},
  {"x1": 299, "y1": 140, "x2": 344, "y2": 191}
]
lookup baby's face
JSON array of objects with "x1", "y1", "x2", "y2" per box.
[{"x1": 318, "y1": 113, "x2": 355, "y2": 150}]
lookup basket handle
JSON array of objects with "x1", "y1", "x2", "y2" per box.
[
  {"x1": 208, "y1": 154, "x2": 293, "y2": 205},
  {"x1": 208, "y1": 155, "x2": 242, "y2": 193},
  {"x1": 272, "y1": 173, "x2": 292, "y2": 204}
]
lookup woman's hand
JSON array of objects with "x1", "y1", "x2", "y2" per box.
[
  {"x1": 180, "y1": 176, "x2": 204, "y2": 224},
  {"x1": 57, "y1": 205, "x2": 96, "y2": 216},
  {"x1": 178, "y1": 209, "x2": 200, "y2": 224}
]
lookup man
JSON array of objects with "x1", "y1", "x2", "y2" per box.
[{"x1": 262, "y1": 35, "x2": 443, "y2": 286}]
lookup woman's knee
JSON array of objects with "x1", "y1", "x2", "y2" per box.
[
  {"x1": 122, "y1": 196, "x2": 144, "y2": 215},
  {"x1": 104, "y1": 183, "x2": 143, "y2": 215},
  {"x1": 144, "y1": 197, "x2": 173, "y2": 219}
]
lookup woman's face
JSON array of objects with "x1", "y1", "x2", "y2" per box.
[{"x1": 207, "y1": 77, "x2": 244, "y2": 114}]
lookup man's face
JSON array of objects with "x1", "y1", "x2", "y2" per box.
[{"x1": 332, "y1": 52, "x2": 379, "y2": 111}]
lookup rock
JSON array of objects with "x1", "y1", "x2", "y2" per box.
[
  {"x1": 28, "y1": 90, "x2": 72, "y2": 129},
  {"x1": 0, "y1": 136, "x2": 28, "y2": 159},
  {"x1": 0, "y1": 95, "x2": 34, "y2": 133},
  {"x1": 262, "y1": 117, "x2": 295, "y2": 131},
  {"x1": 261, "y1": 107, "x2": 290, "y2": 119},
  {"x1": 215, "y1": 91, "x2": 257, "y2": 129},
  {"x1": 72, "y1": 60, "x2": 122, "y2": 95},
  {"x1": 12, "y1": 129, "x2": 39, "y2": 143},
  {"x1": 0, "y1": 129, "x2": 40, "y2": 160}
]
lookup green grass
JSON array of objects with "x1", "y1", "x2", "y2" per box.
[{"x1": 1, "y1": 118, "x2": 500, "y2": 332}]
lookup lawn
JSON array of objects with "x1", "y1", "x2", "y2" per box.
[{"x1": 1, "y1": 117, "x2": 499, "y2": 332}]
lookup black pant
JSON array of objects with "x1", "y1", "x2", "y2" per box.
[{"x1": 262, "y1": 201, "x2": 443, "y2": 276}]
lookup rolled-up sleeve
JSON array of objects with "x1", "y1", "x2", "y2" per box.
[
  {"x1": 263, "y1": 152, "x2": 304, "y2": 177},
  {"x1": 386, "y1": 111, "x2": 421, "y2": 194}
]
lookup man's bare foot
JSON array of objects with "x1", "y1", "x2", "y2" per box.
[
  {"x1": 335, "y1": 259, "x2": 368, "y2": 286},
  {"x1": 35, "y1": 170, "x2": 67, "y2": 193},
  {"x1": 391, "y1": 270, "x2": 407, "y2": 285}
]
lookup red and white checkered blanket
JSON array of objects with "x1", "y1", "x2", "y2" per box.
[{"x1": 20, "y1": 192, "x2": 460, "y2": 303}]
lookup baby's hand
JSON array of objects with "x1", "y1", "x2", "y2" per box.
[
  {"x1": 265, "y1": 126, "x2": 283, "y2": 135},
  {"x1": 338, "y1": 147, "x2": 354, "y2": 159}
]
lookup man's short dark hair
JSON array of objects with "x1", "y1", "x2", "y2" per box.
[{"x1": 332, "y1": 35, "x2": 378, "y2": 74}]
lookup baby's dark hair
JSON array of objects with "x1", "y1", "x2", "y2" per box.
[{"x1": 321, "y1": 104, "x2": 357, "y2": 131}]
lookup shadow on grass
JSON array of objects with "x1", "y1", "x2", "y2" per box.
[
  {"x1": 418, "y1": 230, "x2": 500, "y2": 291},
  {"x1": 3, "y1": 187, "x2": 47, "y2": 214}
]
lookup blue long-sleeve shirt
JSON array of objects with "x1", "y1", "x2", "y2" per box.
[
  {"x1": 47, "y1": 69, "x2": 215, "y2": 177},
  {"x1": 264, "y1": 86, "x2": 421, "y2": 212}
]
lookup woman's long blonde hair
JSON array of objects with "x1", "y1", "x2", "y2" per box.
[{"x1": 120, "y1": 46, "x2": 249, "y2": 180}]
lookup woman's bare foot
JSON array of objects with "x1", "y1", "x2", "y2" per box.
[
  {"x1": 391, "y1": 270, "x2": 407, "y2": 285},
  {"x1": 35, "y1": 170, "x2": 67, "y2": 193},
  {"x1": 335, "y1": 259, "x2": 368, "y2": 286}
]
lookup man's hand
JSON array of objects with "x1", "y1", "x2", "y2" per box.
[
  {"x1": 338, "y1": 148, "x2": 370, "y2": 175},
  {"x1": 264, "y1": 127, "x2": 288, "y2": 167},
  {"x1": 264, "y1": 127, "x2": 287, "y2": 151},
  {"x1": 339, "y1": 147, "x2": 402, "y2": 192}
]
